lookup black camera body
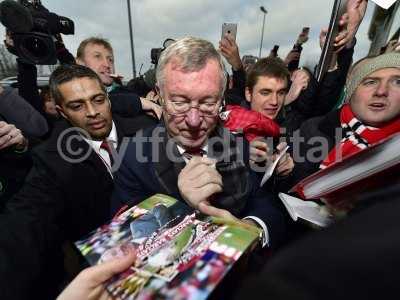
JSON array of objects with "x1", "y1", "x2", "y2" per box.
[
  {"x1": 150, "y1": 48, "x2": 163, "y2": 66},
  {"x1": 150, "y1": 38, "x2": 175, "y2": 66},
  {"x1": 0, "y1": 0, "x2": 74, "y2": 65}
]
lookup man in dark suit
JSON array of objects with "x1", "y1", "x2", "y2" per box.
[
  {"x1": 0, "y1": 64, "x2": 157, "y2": 300},
  {"x1": 112, "y1": 37, "x2": 287, "y2": 251}
]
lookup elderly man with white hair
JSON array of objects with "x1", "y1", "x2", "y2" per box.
[{"x1": 112, "y1": 36, "x2": 287, "y2": 250}]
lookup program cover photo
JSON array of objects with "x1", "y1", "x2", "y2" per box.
[{"x1": 75, "y1": 194, "x2": 260, "y2": 300}]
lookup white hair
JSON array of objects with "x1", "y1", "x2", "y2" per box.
[{"x1": 156, "y1": 36, "x2": 227, "y2": 97}]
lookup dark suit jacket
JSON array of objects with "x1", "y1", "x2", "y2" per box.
[
  {"x1": 112, "y1": 123, "x2": 287, "y2": 249},
  {"x1": 0, "y1": 115, "x2": 157, "y2": 300}
]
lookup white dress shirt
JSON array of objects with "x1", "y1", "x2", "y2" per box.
[{"x1": 82, "y1": 121, "x2": 118, "y2": 177}]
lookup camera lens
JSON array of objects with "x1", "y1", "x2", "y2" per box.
[
  {"x1": 21, "y1": 36, "x2": 48, "y2": 60},
  {"x1": 13, "y1": 32, "x2": 57, "y2": 64}
]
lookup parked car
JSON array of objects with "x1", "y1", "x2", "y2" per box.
[{"x1": 0, "y1": 76, "x2": 50, "y2": 88}]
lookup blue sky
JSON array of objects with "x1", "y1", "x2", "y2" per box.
[{"x1": 3, "y1": 0, "x2": 384, "y2": 79}]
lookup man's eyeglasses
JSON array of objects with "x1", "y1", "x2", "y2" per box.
[{"x1": 162, "y1": 98, "x2": 222, "y2": 117}]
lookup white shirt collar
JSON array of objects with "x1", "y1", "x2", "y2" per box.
[
  {"x1": 82, "y1": 121, "x2": 118, "y2": 153},
  {"x1": 176, "y1": 143, "x2": 209, "y2": 164},
  {"x1": 176, "y1": 143, "x2": 209, "y2": 156}
]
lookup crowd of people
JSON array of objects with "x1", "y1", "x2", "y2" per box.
[{"x1": 1, "y1": 0, "x2": 400, "y2": 299}]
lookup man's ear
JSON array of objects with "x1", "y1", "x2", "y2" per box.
[
  {"x1": 56, "y1": 104, "x2": 68, "y2": 120},
  {"x1": 245, "y1": 87, "x2": 252, "y2": 103},
  {"x1": 76, "y1": 57, "x2": 85, "y2": 66}
]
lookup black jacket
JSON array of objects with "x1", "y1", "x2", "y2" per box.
[
  {"x1": 282, "y1": 44, "x2": 354, "y2": 136},
  {"x1": 225, "y1": 67, "x2": 247, "y2": 102},
  {"x1": 278, "y1": 109, "x2": 342, "y2": 192},
  {"x1": 280, "y1": 70, "x2": 319, "y2": 136},
  {"x1": 0, "y1": 116, "x2": 156, "y2": 300},
  {"x1": 108, "y1": 86, "x2": 145, "y2": 118}
]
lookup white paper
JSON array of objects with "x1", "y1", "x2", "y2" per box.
[
  {"x1": 278, "y1": 193, "x2": 333, "y2": 228},
  {"x1": 260, "y1": 145, "x2": 289, "y2": 187},
  {"x1": 370, "y1": 0, "x2": 397, "y2": 9}
]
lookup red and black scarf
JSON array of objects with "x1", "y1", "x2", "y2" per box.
[{"x1": 320, "y1": 104, "x2": 400, "y2": 169}]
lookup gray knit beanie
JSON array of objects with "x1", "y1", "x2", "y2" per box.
[{"x1": 345, "y1": 52, "x2": 400, "y2": 102}]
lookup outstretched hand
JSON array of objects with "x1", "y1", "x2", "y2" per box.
[
  {"x1": 57, "y1": 245, "x2": 137, "y2": 300},
  {"x1": 285, "y1": 69, "x2": 310, "y2": 105}
]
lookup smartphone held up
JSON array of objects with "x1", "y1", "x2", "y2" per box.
[{"x1": 221, "y1": 23, "x2": 237, "y2": 41}]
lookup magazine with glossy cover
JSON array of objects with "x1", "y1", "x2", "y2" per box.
[{"x1": 75, "y1": 194, "x2": 260, "y2": 300}]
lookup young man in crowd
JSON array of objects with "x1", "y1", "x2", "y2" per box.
[
  {"x1": 0, "y1": 64, "x2": 150, "y2": 300},
  {"x1": 243, "y1": 57, "x2": 296, "y2": 178},
  {"x1": 287, "y1": 52, "x2": 400, "y2": 186},
  {"x1": 76, "y1": 37, "x2": 162, "y2": 120},
  {"x1": 76, "y1": 37, "x2": 119, "y2": 92},
  {"x1": 112, "y1": 37, "x2": 287, "y2": 251},
  {"x1": 237, "y1": 16, "x2": 365, "y2": 183}
]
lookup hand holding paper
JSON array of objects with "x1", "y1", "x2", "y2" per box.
[
  {"x1": 260, "y1": 143, "x2": 291, "y2": 187},
  {"x1": 274, "y1": 143, "x2": 294, "y2": 177}
]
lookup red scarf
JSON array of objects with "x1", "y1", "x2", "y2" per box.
[
  {"x1": 320, "y1": 104, "x2": 400, "y2": 169},
  {"x1": 222, "y1": 105, "x2": 281, "y2": 141}
]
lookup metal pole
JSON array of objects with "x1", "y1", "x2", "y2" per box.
[
  {"x1": 127, "y1": 0, "x2": 136, "y2": 78},
  {"x1": 258, "y1": 7, "x2": 267, "y2": 58}
]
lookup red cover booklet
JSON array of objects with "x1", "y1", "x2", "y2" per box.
[{"x1": 291, "y1": 133, "x2": 400, "y2": 210}]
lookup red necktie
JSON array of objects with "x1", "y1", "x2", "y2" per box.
[{"x1": 100, "y1": 140, "x2": 114, "y2": 166}]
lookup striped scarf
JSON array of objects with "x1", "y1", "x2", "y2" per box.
[{"x1": 320, "y1": 104, "x2": 400, "y2": 169}]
